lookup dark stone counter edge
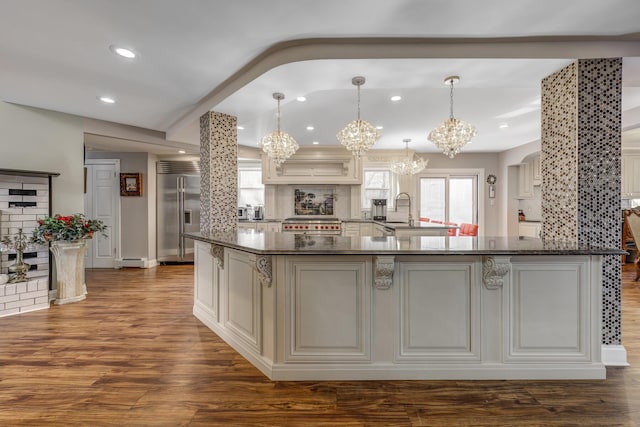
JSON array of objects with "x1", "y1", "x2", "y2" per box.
[{"x1": 185, "y1": 233, "x2": 625, "y2": 257}]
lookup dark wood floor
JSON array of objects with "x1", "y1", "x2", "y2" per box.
[{"x1": 0, "y1": 264, "x2": 639, "y2": 426}]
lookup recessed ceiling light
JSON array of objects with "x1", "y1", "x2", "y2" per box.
[
  {"x1": 376, "y1": 125, "x2": 384, "y2": 130},
  {"x1": 109, "y1": 45, "x2": 136, "y2": 59},
  {"x1": 499, "y1": 123, "x2": 509, "y2": 129},
  {"x1": 390, "y1": 95, "x2": 402, "y2": 102},
  {"x1": 98, "y1": 96, "x2": 116, "y2": 104},
  {"x1": 178, "y1": 150, "x2": 186, "y2": 154},
  {"x1": 312, "y1": 141, "x2": 319, "y2": 145},
  {"x1": 306, "y1": 126, "x2": 314, "y2": 131},
  {"x1": 296, "y1": 96, "x2": 307, "y2": 102},
  {"x1": 237, "y1": 125, "x2": 245, "y2": 130}
]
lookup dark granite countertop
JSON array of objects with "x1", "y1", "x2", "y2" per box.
[
  {"x1": 185, "y1": 230, "x2": 623, "y2": 256},
  {"x1": 342, "y1": 219, "x2": 456, "y2": 230},
  {"x1": 372, "y1": 220, "x2": 457, "y2": 230}
]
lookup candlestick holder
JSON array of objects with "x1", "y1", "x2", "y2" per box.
[{"x1": 1, "y1": 228, "x2": 31, "y2": 283}]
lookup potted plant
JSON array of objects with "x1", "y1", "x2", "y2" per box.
[{"x1": 33, "y1": 214, "x2": 106, "y2": 305}]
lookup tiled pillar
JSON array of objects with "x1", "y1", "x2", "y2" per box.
[
  {"x1": 541, "y1": 58, "x2": 622, "y2": 345},
  {"x1": 200, "y1": 111, "x2": 238, "y2": 233}
]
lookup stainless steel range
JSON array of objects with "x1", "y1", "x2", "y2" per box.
[{"x1": 281, "y1": 217, "x2": 342, "y2": 235}]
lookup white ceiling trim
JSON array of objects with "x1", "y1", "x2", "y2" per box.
[{"x1": 166, "y1": 35, "x2": 640, "y2": 140}]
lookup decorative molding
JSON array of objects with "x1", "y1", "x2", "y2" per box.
[
  {"x1": 210, "y1": 244, "x2": 224, "y2": 268},
  {"x1": 374, "y1": 256, "x2": 395, "y2": 290},
  {"x1": 250, "y1": 254, "x2": 272, "y2": 287},
  {"x1": 482, "y1": 256, "x2": 511, "y2": 290}
]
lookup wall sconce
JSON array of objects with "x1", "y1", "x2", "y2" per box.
[{"x1": 487, "y1": 174, "x2": 497, "y2": 198}]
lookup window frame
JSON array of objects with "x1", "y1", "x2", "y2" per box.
[
  {"x1": 238, "y1": 160, "x2": 264, "y2": 207},
  {"x1": 415, "y1": 168, "x2": 485, "y2": 235},
  {"x1": 361, "y1": 167, "x2": 398, "y2": 210}
]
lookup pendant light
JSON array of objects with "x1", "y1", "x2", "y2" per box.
[
  {"x1": 390, "y1": 139, "x2": 428, "y2": 175},
  {"x1": 336, "y1": 76, "x2": 381, "y2": 158},
  {"x1": 259, "y1": 93, "x2": 299, "y2": 166},
  {"x1": 428, "y1": 75, "x2": 477, "y2": 159}
]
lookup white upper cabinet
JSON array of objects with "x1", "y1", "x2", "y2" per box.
[
  {"x1": 517, "y1": 161, "x2": 533, "y2": 199},
  {"x1": 532, "y1": 155, "x2": 541, "y2": 186},
  {"x1": 622, "y1": 154, "x2": 640, "y2": 199},
  {"x1": 517, "y1": 155, "x2": 541, "y2": 199},
  {"x1": 262, "y1": 147, "x2": 361, "y2": 184}
]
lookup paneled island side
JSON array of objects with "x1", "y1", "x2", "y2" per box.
[{"x1": 186, "y1": 229, "x2": 622, "y2": 381}]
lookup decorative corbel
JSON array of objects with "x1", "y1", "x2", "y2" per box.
[
  {"x1": 374, "y1": 256, "x2": 395, "y2": 290},
  {"x1": 249, "y1": 254, "x2": 272, "y2": 287},
  {"x1": 210, "y1": 244, "x2": 224, "y2": 269},
  {"x1": 482, "y1": 256, "x2": 511, "y2": 290}
]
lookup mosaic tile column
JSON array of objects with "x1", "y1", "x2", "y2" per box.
[
  {"x1": 200, "y1": 111, "x2": 238, "y2": 233},
  {"x1": 541, "y1": 58, "x2": 622, "y2": 345}
]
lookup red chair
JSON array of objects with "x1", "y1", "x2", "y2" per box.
[
  {"x1": 459, "y1": 223, "x2": 479, "y2": 236},
  {"x1": 444, "y1": 222, "x2": 458, "y2": 236}
]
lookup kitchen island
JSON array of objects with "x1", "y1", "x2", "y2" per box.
[{"x1": 186, "y1": 230, "x2": 622, "y2": 381}]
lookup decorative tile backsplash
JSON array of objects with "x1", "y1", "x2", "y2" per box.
[
  {"x1": 541, "y1": 58, "x2": 622, "y2": 345},
  {"x1": 294, "y1": 188, "x2": 335, "y2": 216}
]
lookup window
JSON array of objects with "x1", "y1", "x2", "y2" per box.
[
  {"x1": 419, "y1": 173, "x2": 477, "y2": 225},
  {"x1": 238, "y1": 161, "x2": 264, "y2": 207},
  {"x1": 362, "y1": 169, "x2": 395, "y2": 209}
]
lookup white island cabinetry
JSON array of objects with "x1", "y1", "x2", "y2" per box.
[{"x1": 190, "y1": 233, "x2": 613, "y2": 381}]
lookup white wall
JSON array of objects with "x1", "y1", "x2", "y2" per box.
[
  {"x1": 0, "y1": 102, "x2": 84, "y2": 214},
  {"x1": 86, "y1": 151, "x2": 155, "y2": 261},
  {"x1": 147, "y1": 153, "x2": 158, "y2": 260}
]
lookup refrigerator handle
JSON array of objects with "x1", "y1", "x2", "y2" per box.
[{"x1": 178, "y1": 176, "x2": 185, "y2": 259}]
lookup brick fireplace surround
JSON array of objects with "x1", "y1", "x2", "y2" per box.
[{"x1": 0, "y1": 169, "x2": 58, "y2": 317}]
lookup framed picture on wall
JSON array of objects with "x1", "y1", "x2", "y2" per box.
[{"x1": 120, "y1": 173, "x2": 143, "y2": 196}]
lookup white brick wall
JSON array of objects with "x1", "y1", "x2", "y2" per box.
[
  {"x1": 0, "y1": 173, "x2": 50, "y2": 282},
  {"x1": 0, "y1": 278, "x2": 49, "y2": 317}
]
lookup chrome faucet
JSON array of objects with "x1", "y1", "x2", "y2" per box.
[{"x1": 395, "y1": 192, "x2": 413, "y2": 226}]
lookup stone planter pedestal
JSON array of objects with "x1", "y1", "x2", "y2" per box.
[{"x1": 50, "y1": 240, "x2": 87, "y2": 305}]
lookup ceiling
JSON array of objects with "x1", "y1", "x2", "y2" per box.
[{"x1": 2, "y1": 1, "x2": 640, "y2": 155}]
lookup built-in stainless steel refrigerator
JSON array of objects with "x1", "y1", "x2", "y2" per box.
[{"x1": 157, "y1": 160, "x2": 200, "y2": 263}]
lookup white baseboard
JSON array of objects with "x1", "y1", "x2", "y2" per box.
[
  {"x1": 601, "y1": 345, "x2": 629, "y2": 366},
  {"x1": 115, "y1": 258, "x2": 158, "y2": 268}
]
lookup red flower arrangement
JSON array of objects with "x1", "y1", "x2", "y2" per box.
[{"x1": 32, "y1": 214, "x2": 106, "y2": 244}]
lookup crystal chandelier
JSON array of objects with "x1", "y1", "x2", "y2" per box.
[
  {"x1": 390, "y1": 139, "x2": 428, "y2": 175},
  {"x1": 428, "y1": 76, "x2": 477, "y2": 159},
  {"x1": 336, "y1": 76, "x2": 381, "y2": 158},
  {"x1": 259, "y1": 92, "x2": 299, "y2": 166}
]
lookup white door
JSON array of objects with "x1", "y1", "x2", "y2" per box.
[{"x1": 84, "y1": 160, "x2": 120, "y2": 268}]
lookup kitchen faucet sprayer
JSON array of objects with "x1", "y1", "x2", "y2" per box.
[{"x1": 395, "y1": 192, "x2": 413, "y2": 226}]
